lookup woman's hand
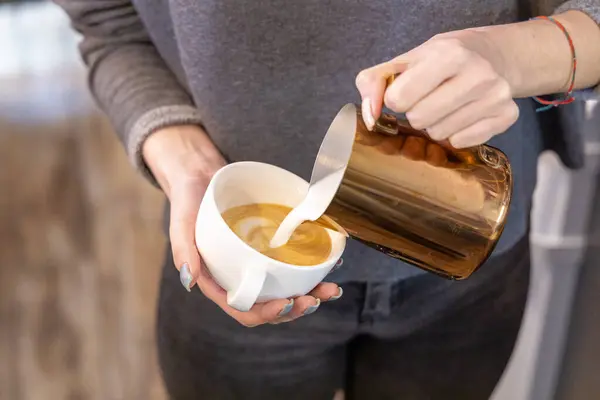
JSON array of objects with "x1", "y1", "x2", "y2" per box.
[
  {"x1": 142, "y1": 125, "x2": 342, "y2": 327},
  {"x1": 356, "y1": 30, "x2": 519, "y2": 149}
]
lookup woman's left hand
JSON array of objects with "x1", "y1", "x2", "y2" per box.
[{"x1": 356, "y1": 30, "x2": 519, "y2": 149}]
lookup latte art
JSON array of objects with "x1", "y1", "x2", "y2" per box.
[{"x1": 221, "y1": 203, "x2": 332, "y2": 266}]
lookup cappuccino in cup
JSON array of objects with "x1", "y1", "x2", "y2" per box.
[
  {"x1": 221, "y1": 203, "x2": 332, "y2": 266},
  {"x1": 195, "y1": 161, "x2": 346, "y2": 311}
]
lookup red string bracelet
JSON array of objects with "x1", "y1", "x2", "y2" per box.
[{"x1": 531, "y1": 16, "x2": 577, "y2": 112}]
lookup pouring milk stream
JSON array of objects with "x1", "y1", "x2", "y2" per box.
[
  {"x1": 269, "y1": 167, "x2": 347, "y2": 248},
  {"x1": 269, "y1": 107, "x2": 357, "y2": 248}
]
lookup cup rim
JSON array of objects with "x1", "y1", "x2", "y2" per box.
[{"x1": 206, "y1": 161, "x2": 346, "y2": 271}]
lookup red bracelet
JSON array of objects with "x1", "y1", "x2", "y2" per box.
[{"x1": 531, "y1": 16, "x2": 577, "y2": 112}]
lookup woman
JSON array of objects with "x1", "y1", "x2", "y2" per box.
[{"x1": 57, "y1": 0, "x2": 600, "y2": 398}]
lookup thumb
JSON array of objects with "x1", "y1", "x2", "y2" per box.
[
  {"x1": 168, "y1": 179, "x2": 208, "y2": 292},
  {"x1": 355, "y1": 57, "x2": 411, "y2": 130}
]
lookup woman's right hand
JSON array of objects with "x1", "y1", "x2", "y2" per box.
[{"x1": 142, "y1": 125, "x2": 341, "y2": 327}]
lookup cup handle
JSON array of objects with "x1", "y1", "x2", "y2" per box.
[{"x1": 226, "y1": 266, "x2": 267, "y2": 312}]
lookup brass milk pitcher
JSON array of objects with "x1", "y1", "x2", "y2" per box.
[{"x1": 315, "y1": 103, "x2": 513, "y2": 279}]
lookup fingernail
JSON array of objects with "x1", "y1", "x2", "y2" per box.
[
  {"x1": 332, "y1": 258, "x2": 344, "y2": 272},
  {"x1": 328, "y1": 287, "x2": 344, "y2": 301},
  {"x1": 303, "y1": 298, "x2": 321, "y2": 316},
  {"x1": 179, "y1": 263, "x2": 194, "y2": 292},
  {"x1": 278, "y1": 299, "x2": 294, "y2": 317},
  {"x1": 362, "y1": 98, "x2": 376, "y2": 131}
]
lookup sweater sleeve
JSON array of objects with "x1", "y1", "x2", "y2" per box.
[
  {"x1": 556, "y1": 0, "x2": 600, "y2": 24},
  {"x1": 54, "y1": 0, "x2": 203, "y2": 185}
]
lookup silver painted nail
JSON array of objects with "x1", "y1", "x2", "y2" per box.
[
  {"x1": 303, "y1": 298, "x2": 321, "y2": 316},
  {"x1": 179, "y1": 263, "x2": 193, "y2": 292},
  {"x1": 331, "y1": 257, "x2": 344, "y2": 272},
  {"x1": 278, "y1": 299, "x2": 294, "y2": 317},
  {"x1": 328, "y1": 287, "x2": 344, "y2": 301}
]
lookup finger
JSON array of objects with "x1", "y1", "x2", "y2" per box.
[
  {"x1": 308, "y1": 282, "x2": 342, "y2": 302},
  {"x1": 356, "y1": 58, "x2": 410, "y2": 129},
  {"x1": 405, "y1": 61, "x2": 500, "y2": 132},
  {"x1": 224, "y1": 299, "x2": 293, "y2": 327},
  {"x1": 426, "y1": 82, "x2": 513, "y2": 141},
  {"x1": 449, "y1": 103, "x2": 519, "y2": 148},
  {"x1": 268, "y1": 284, "x2": 342, "y2": 325},
  {"x1": 267, "y1": 283, "x2": 343, "y2": 325},
  {"x1": 220, "y1": 299, "x2": 295, "y2": 328},
  {"x1": 267, "y1": 297, "x2": 317, "y2": 325},
  {"x1": 285, "y1": 295, "x2": 321, "y2": 319},
  {"x1": 194, "y1": 265, "x2": 295, "y2": 326},
  {"x1": 384, "y1": 44, "x2": 469, "y2": 113},
  {"x1": 193, "y1": 259, "x2": 228, "y2": 300},
  {"x1": 169, "y1": 178, "x2": 210, "y2": 291},
  {"x1": 259, "y1": 298, "x2": 296, "y2": 320},
  {"x1": 269, "y1": 316, "x2": 296, "y2": 325},
  {"x1": 192, "y1": 262, "x2": 294, "y2": 327}
]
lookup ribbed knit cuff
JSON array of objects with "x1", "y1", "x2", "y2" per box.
[{"x1": 127, "y1": 105, "x2": 204, "y2": 188}]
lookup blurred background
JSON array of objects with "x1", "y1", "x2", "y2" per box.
[
  {"x1": 1, "y1": 1, "x2": 599, "y2": 400},
  {"x1": 0, "y1": 1, "x2": 167, "y2": 399}
]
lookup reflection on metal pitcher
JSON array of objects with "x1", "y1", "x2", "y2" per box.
[{"x1": 317, "y1": 104, "x2": 513, "y2": 279}]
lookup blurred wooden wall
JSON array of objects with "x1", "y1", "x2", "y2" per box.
[{"x1": 0, "y1": 3, "x2": 168, "y2": 399}]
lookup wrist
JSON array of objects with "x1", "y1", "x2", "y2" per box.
[
  {"x1": 471, "y1": 23, "x2": 549, "y2": 97},
  {"x1": 453, "y1": 27, "x2": 520, "y2": 94},
  {"x1": 477, "y1": 28, "x2": 520, "y2": 94},
  {"x1": 142, "y1": 125, "x2": 226, "y2": 194},
  {"x1": 440, "y1": 29, "x2": 516, "y2": 92},
  {"x1": 471, "y1": 12, "x2": 591, "y2": 98}
]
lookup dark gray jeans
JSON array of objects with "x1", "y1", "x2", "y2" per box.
[{"x1": 157, "y1": 237, "x2": 529, "y2": 400}]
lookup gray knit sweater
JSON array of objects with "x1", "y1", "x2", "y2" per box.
[{"x1": 56, "y1": 0, "x2": 600, "y2": 282}]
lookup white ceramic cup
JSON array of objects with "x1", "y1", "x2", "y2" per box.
[{"x1": 195, "y1": 161, "x2": 347, "y2": 312}]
